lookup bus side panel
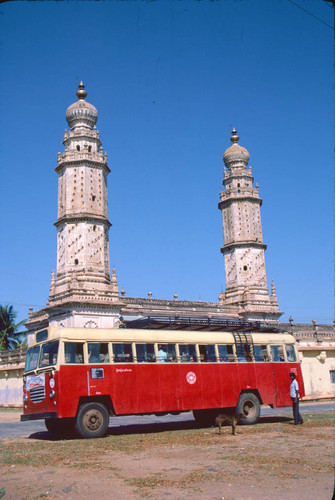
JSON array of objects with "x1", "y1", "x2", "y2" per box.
[
  {"x1": 252, "y1": 364, "x2": 277, "y2": 407},
  {"x1": 199, "y1": 364, "x2": 222, "y2": 409},
  {"x1": 179, "y1": 365, "x2": 204, "y2": 410},
  {"x1": 135, "y1": 365, "x2": 162, "y2": 413},
  {"x1": 218, "y1": 364, "x2": 242, "y2": 407},
  {"x1": 236, "y1": 363, "x2": 257, "y2": 397},
  {"x1": 111, "y1": 366, "x2": 138, "y2": 415},
  {"x1": 271, "y1": 363, "x2": 304, "y2": 407},
  {"x1": 158, "y1": 365, "x2": 182, "y2": 412},
  {"x1": 58, "y1": 366, "x2": 91, "y2": 418}
]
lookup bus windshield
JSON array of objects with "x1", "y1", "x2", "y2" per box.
[
  {"x1": 25, "y1": 346, "x2": 40, "y2": 372},
  {"x1": 39, "y1": 340, "x2": 59, "y2": 368},
  {"x1": 24, "y1": 341, "x2": 59, "y2": 372}
]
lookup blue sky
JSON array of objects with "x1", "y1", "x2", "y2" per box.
[{"x1": 0, "y1": 0, "x2": 333, "y2": 326}]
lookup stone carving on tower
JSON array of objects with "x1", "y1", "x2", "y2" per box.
[
  {"x1": 218, "y1": 129, "x2": 282, "y2": 322},
  {"x1": 49, "y1": 82, "x2": 117, "y2": 305}
]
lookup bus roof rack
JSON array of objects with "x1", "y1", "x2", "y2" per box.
[{"x1": 120, "y1": 316, "x2": 285, "y2": 333}]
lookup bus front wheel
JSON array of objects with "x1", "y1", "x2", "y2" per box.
[
  {"x1": 236, "y1": 393, "x2": 260, "y2": 425},
  {"x1": 75, "y1": 402, "x2": 109, "y2": 439}
]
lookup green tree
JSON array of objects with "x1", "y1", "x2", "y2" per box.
[{"x1": 0, "y1": 305, "x2": 27, "y2": 351}]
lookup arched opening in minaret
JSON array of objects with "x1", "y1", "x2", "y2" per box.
[
  {"x1": 77, "y1": 145, "x2": 80, "y2": 151},
  {"x1": 88, "y1": 146, "x2": 92, "y2": 152},
  {"x1": 243, "y1": 265, "x2": 248, "y2": 271},
  {"x1": 75, "y1": 259, "x2": 79, "y2": 265}
]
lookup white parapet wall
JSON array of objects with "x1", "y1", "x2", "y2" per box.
[
  {"x1": 0, "y1": 349, "x2": 26, "y2": 408},
  {"x1": 298, "y1": 343, "x2": 335, "y2": 400}
]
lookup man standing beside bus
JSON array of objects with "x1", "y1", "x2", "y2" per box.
[{"x1": 290, "y1": 372, "x2": 303, "y2": 425}]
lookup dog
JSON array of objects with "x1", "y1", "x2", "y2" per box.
[{"x1": 215, "y1": 412, "x2": 243, "y2": 435}]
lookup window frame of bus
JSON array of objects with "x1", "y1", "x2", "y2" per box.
[
  {"x1": 217, "y1": 344, "x2": 236, "y2": 362},
  {"x1": 64, "y1": 341, "x2": 85, "y2": 364},
  {"x1": 135, "y1": 343, "x2": 156, "y2": 363},
  {"x1": 156, "y1": 343, "x2": 177, "y2": 363},
  {"x1": 198, "y1": 344, "x2": 217, "y2": 363},
  {"x1": 177, "y1": 343, "x2": 198, "y2": 363},
  {"x1": 270, "y1": 344, "x2": 286, "y2": 362},
  {"x1": 112, "y1": 342, "x2": 134, "y2": 363},
  {"x1": 87, "y1": 342, "x2": 110, "y2": 364},
  {"x1": 253, "y1": 344, "x2": 269, "y2": 362},
  {"x1": 285, "y1": 344, "x2": 297, "y2": 362}
]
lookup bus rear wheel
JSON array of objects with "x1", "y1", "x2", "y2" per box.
[
  {"x1": 236, "y1": 393, "x2": 260, "y2": 425},
  {"x1": 75, "y1": 402, "x2": 109, "y2": 439},
  {"x1": 45, "y1": 418, "x2": 75, "y2": 438}
]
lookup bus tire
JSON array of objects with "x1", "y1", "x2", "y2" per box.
[
  {"x1": 75, "y1": 402, "x2": 109, "y2": 439},
  {"x1": 236, "y1": 393, "x2": 260, "y2": 425},
  {"x1": 45, "y1": 418, "x2": 75, "y2": 438}
]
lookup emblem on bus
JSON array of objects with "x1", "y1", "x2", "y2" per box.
[{"x1": 186, "y1": 371, "x2": 196, "y2": 385}]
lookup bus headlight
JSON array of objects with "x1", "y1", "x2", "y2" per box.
[
  {"x1": 23, "y1": 394, "x2": 28, "y2": 403},
  {"x1": 49, "y1": 390, "x2": 55, "y2": 399}
]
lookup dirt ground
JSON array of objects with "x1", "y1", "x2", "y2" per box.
[{"x1": 0, "y1": 410, "x2": 334, "y2": 500}]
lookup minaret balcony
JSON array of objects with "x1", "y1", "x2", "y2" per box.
[
  {"x1": 63, "y1": 127, "x2": 101, "y2": 141},
  {"x1": 221, "y1": 240, "x2": 267, "y2": 253},
  {"x1": 57, "y1": 150, "x2": 109, "y2": 169},
  {"x1": 224, "y1": 167, "x2": 253, "y2": 180},
  {"x1": 218, "y1": 189, "x2": 261, "y2": 208}
]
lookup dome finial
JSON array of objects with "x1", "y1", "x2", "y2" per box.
[
  {"x1": 230, "y1": 127, "x2": 239, "y2": 144},
  {"x1": 76, "y1": 81, "x2": 87, "y2": 100}
]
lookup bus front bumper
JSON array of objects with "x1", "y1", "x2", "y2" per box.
[{"x1": 20, "y1": 412, "x2": 58, "y2": 422}]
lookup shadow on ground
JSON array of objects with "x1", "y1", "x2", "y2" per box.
[{"x1": 27, "y1": 414, "x2": 292, "y2": 441}]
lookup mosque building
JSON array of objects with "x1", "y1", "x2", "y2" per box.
[
  {"x1": 25, "y1": 83, "x2": 281, "y2": 332},
  {"x1": 2, "y1": 83, "x2": 333, "y2": 406}
]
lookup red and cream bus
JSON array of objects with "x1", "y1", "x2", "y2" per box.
[{"x1": 21, "y1": 322, "x2": 304, "y2": 438}]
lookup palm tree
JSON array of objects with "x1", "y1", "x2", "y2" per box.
[{"x1": 0, "y1": 305, "x2": 27, "y2": 351}]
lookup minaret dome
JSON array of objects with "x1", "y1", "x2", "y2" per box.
[
  {"x1": 65, "y1": 82, "x2": 98, "y2": 130},
  {"x1": 223, "y1": 128, "x2": 250, "y2": 168}
]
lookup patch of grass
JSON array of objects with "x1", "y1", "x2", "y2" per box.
[
  {"x1": 0, "y1": 411, "x2": 333, "y2": 472},
  {"x1": 0, "y1": 407, "x2": 22, "y2": 413}
]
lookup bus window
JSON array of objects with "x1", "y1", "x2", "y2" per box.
[
  {"x1": 157, "y1": 344, "x2": 177, "y2": 363},
  {"x1": 39, "y1": 341, "x2": 59, "y2": 368},
  {"x1": 25, "y1": 346, "x2": 40, "y2": 372},
  {"x1": 286, "y1": 344, "x2": 297, "y2": 362},
  {"x1": 218, "y1": 344, "x2": 235, "y2": 362},
  {"x1": 254, "y1": 345, "x2": 268, "y2": 362},
  {"x1": 179, "y1": 344, "x2": 197, "y2": 362},
  {"x1": 112, "y1": 343, "x2": 133, "y2": 363},
  {"x1": 65, "y1": 342, "x2": 84, "y2": 364},
  {"x1": 199, "y1": 345, "x2": 216, "y2": 362},
  {"x1": 136, "y1": 343, "x2": 156, "y2": 363},
  {"x1": 88, "y1": 343, "x2": 109, "y2": 363},
  {"x1": 270, "y1": 345, "x2": 285, "y2": 362}
]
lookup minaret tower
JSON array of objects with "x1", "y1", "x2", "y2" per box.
[
  {"x1": 50, "y1": 82, "x2": 114, "y2": 301},
  {"x1": 218, "y1": 128, "x2": 281, "y2": 321}
]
